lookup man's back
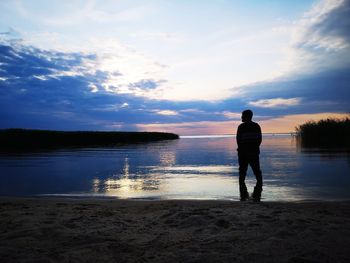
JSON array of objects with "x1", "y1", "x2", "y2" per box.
[{"x1": 236, "y1": 121, "x2": 262, "y2": 155}]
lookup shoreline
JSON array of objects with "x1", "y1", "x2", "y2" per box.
[
  {"x1": 2, "y1": 195, "x2": 350, "y2": 204},
  {"x1": 1, "y1": 198, "x2": 350, "y2": 262}
]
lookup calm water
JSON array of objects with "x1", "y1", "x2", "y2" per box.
[{"x1": 0, "y1": 135, "x2": 349, "y2": 201}]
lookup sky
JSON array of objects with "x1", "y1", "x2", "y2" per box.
[{"x1": 0, "y1": 0, "x2": 349, "y2": 135}]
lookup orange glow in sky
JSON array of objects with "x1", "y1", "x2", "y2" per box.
[{"x1": 137, "y1": 112, "x2": 349, "y2": 135}]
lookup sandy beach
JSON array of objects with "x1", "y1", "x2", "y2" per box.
[{"x1": 0, "y1": 198, "x2": 349, "y2": 263}]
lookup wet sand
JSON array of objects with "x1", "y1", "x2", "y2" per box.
[{"x1": 0, "y1": 198, "x2": 349, "y2": 263}]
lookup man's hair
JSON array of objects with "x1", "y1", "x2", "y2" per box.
[{"x1": 242, "y1": 109, "x2": 253, "y2": 120}]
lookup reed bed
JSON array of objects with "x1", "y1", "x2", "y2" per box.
[{"x1": 296, "y1": 117, "x2": 350, "y2": 148}]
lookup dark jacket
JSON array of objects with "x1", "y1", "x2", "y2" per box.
[{"x1": 236, "y1": 121, "x2": 262, "y2": 155}]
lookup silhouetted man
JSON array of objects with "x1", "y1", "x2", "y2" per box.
[{"x1": 236, "y1": 109, "x2": 263, "y2": 201}]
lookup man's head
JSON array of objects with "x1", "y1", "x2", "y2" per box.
[{"x1": 241, "y1": 109, "x2": 253, "y2": 122}]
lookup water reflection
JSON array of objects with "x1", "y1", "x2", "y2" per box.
[
  {"x1": 159, "y1": 150, "x2": 176, "y2": 166},
  {"x1": 0, "y1": 135, "x2": 349, "y2": 201},
  {"x1": 92, "y1": 157, "x2": 164, "y2": 197},
  {"x1": 149, "y1": 165, "x2": 236, "y2": 174}
]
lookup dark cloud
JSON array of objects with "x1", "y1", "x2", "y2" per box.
[
  {"x1": 0, "y1": 44, "x2": 93, "y2": 80},
  {"x1": 128, "y1": 79, "x2": 167, "y2": 90},
  {"x1": 233, "y1": 67, "x2": 350, "y2": 118},
  {"x1": 291, "y1": 0, "x2": 350, "y2": 72},
  {"x1": 1, "y1": 22, "x2": 349, "y2": 133},
  {"x1": 308, "y1": 0, "x2": 350, "y2": 44},
  {"x1": 0, "y1": 28, "x2": 21, "y2": 40},
  {"x1": 0, "y1": 42, "x2": 244, "y2": 130},
  {"x1": 232, "y1": 0, "x2": 350, "y2": 119}
]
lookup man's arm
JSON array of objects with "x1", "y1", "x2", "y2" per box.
[
  {"x1": 257, "y1": 124, "x2": 262, "y2": 146},
  {"x1": 236, "y1": 125, "x2": 242, "y2": 148}
]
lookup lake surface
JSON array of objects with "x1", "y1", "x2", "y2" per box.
[{"x1": 0, "y1": 135, "x2": 349, "y2": 201}]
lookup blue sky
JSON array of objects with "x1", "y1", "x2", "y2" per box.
[{"x1": 0, "y1": 0, "x2": 349, "y2": 134}]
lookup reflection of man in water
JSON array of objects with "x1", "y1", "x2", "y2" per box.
[{"x1": 236, "y1": 109, "x2": 263, "y2": 201}]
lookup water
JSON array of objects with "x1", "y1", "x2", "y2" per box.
[{"x1": 0, "y1": 135, "x2": 349, "y2": 201}]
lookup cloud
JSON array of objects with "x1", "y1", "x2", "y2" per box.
[
  {"x1": 220, "y1": 111, "x2": 242, "y2": 120},
  {"x1": 1, "y1": 39, "x2": 348, "y2": 130},
  {"x1": 120, "y1": 103, "x2": 129, "y2": 108},
  {"x1": 0, "y1": 29, "x2": 169, "y2": 99},
  {"x1": 296, "y1": 0, "x2": 349, "y2": 50},
  {"x1": 237, "y1": 67, "x2": 350, "y2": 116},
  {"x1": 81, "y1": 38, "x2": 168, "y2": 99},
  {"x1": 0, "y1": 43, "x2": 94, "y2": 82},
  {"x1": 154, "y1": 110, "x2": 179, "y2": 116},
  {"x1": 236, "y1": 0, "x2": 350, "y2": 117},
  {"x1": 248, "y1": 98, "x2": 301, "y2": 108},
  {"x1": 128, "y1": 79, "x2": 166, "y2": 90},
  {"x1": 0, "y1": 40, "x2": 245, "y2": 131},
  {"x1": 0, "y1": 27, "x2": 21, "y2": 40},
  {"x1": 285, "y1": 0, "x2": 350, "y2": 75},
  {"x1": 88, "y1": 83, "x2": 99, "y2": 93}
]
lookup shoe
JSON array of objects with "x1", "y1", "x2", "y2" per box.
[
  {"x1": 240, "y1": 192, "x2": 249, "y2": 201},
  {"x1": 252, "y1": 189, "x2": 261, "y2": 202}
]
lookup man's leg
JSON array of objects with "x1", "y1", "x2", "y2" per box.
[
  {"x1": 238, "y1": 154, "x2": 249, "y2": 200},
  {"x1": 249, "y1": 155, "x2": 263, "y2": 200}
]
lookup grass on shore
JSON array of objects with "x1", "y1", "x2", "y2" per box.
[
  {"x1": 295, "y1": 117, "x2": 350, "y2": 148},
  {"x1": 0, "y1": 129, "x2": 179, "y2": 151}
]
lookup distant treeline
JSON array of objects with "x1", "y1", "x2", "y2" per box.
[
  {"x1": 296, "y1": 118, "x2": 350, "y2": 148},
  {"x1": 0, "y1": 129, "x2": 179, "y2": 151}
]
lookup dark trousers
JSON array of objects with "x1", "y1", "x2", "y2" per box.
[{"x1": 238, "y1": 154, "x2": 263, "y2": 197}]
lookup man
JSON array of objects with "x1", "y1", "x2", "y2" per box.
[{"x1": 236, "y1": 109, "x2": 263, "y2": 201}]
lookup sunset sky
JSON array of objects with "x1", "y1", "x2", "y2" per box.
[{"x1": 0, "y1": 0, "x2": 349, "y2": 135}]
